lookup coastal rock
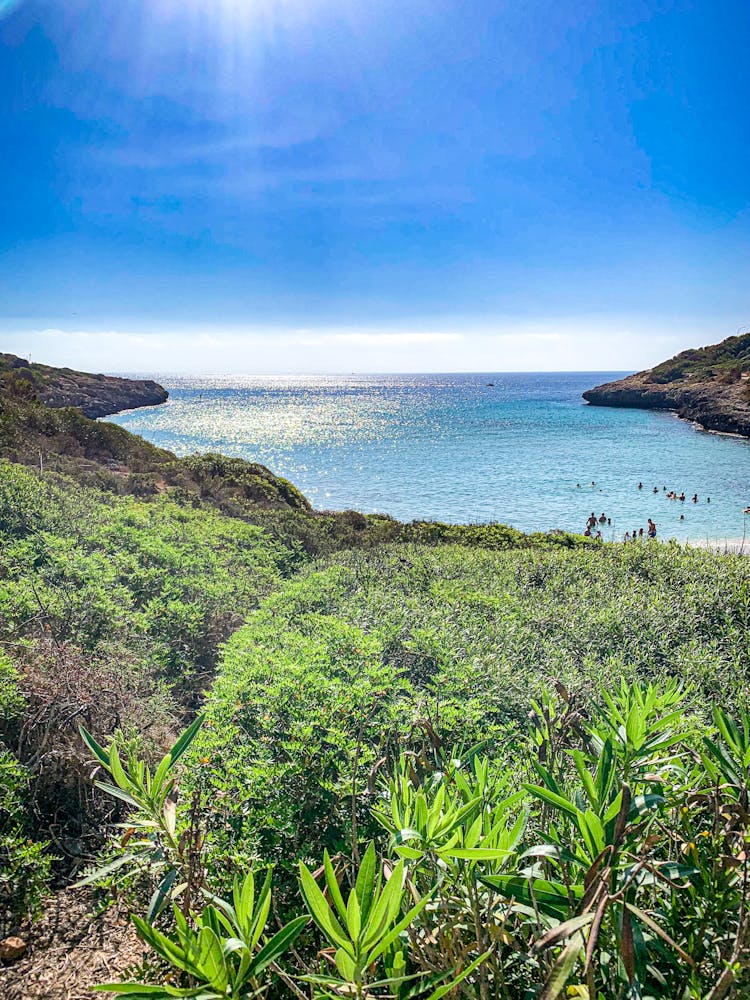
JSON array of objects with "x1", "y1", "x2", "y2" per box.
[
  {"x1": 0, "y1": 362, "x2": 312, "y2": 513},
  {"x1": 583, "y1": 332, "x2": 750, "y2": 438},
  {"x1": 0, "y1": 353, "x2": 168, "y2": 418}
]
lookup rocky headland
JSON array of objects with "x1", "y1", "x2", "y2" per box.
[
  {"x1": 583, "y1": 332, "x2": 750, "y2": 438},
  {"x1": 0, "y1": 352, "x2": 168, "y2": 418},
  {"x1": 0, "y1": 350, "x2": 315, "y2": 511}
]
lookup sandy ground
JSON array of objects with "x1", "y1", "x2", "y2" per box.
[{"x1": 687, "y1": 537, "x2": 749, "y2": 553}]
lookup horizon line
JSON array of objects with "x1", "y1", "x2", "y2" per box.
[{"x1": 108, "y1": 368, "x2": 634, "y2": 378}]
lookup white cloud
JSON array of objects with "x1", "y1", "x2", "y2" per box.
[
  {"x1": 292, "y1": 331, "x2": 463, "y2": 346},
  {"x1": 0, "y1": 315, "x2": 737, "y2": 375}
]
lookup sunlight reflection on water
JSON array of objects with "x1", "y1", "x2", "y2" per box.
[{"x1": 107, "y1": 372, "x2": 750, "y2": 543}]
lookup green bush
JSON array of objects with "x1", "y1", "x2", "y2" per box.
[
  {"x1": 187, "y1": 541, "x2": 750, "y2": 908},
  {"x1": 0, "y1": 462, "x2": 292, "y2": 903},
  {"x1": 85, "y1": 683, "x2": 750, "y2": 999},
  {"x1": 0, "y1": 654, "x2": 51, "y2": 932}
]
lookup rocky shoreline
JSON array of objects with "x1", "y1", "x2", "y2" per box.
[
  {"x1": 583, "y1": 334, "x2": 750, "y2": 438},
  {"x1": 0, "y1": 353, "x2": 168, "y2": 418}
]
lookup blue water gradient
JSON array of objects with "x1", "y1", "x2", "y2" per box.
[{"x1": 106, "y1": 373, "x2": 750, "y2": 543}]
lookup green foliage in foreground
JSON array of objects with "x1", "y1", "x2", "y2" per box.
[
  {"x1": 0, "y1": 462, "x2": 288, "y2": 680},
  {"x1": 188, "y1": 542, "x2": 750, "y2": 898},
  {"x1": 0, "y1": 650, "x2": 52, "y2": 935},
  {"x1": 0, "y1": 458, "x2": 592, "y2": 929},
  {"x1": 0, "y1": 461, "x2": 290, "y2": 926},
  {"x1": 84, "y1": 682, "x2": 750, "y2": 999},
  {"x1": 0, "y1": 457, "x2": 591, "y2": 926}
]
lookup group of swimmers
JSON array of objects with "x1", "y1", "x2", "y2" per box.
[
  {"x1": 583, "y1": 511, "x2": 610, "y2": 540},
  {"x1": 638, "y1": 482, "x2": 710, "y2": 504},
  {"x1": 582, "y1": 507, "x2": 657, "y2": 541},
  {"x1": 576, "y1": 480, "x2": 719, "y2": 540},
  {"x1": 624, "y1": 519, "x2": 657, "y2": 542}
]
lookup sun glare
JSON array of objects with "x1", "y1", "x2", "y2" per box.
[
  {"x1": 155, "y1": 0, "x2": 328, "y2": 30},
  {"x1": 0, "y1": 0, "x2": 23, "y2": 20}
]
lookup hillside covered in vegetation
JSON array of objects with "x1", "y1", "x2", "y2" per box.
[
  {"x1": 2, "y1": 359, "x2": 750, "y2": 999},
  {"x1": 583, "y1": 331, "x2": 750, "y2": 436},
  {"x1": 0, "y1": 353, "x2": 168, "y2": 418}
]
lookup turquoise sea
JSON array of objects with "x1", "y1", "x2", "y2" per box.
[{"x1": 107, "y1": 372, "x2": 750, "y2": 543}]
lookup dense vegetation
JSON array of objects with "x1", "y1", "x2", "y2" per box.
[
  {"x1": 85, "y1": 678, "x2": 750, "y2": 999},
  {"x1": 648, "y1": 331, "x2": 750, "y2": 384},
  {"x1": 65, "y1": 541, "x2": 750, "y2": 998},
  {"x1": 0, "y1": 456, "x2": 589, "y2": 936},
  {"x1": 0, "y1": 461, "x2": 290, "y2": 931},
  {"x1": 4, "y1": 366, "x2": 750, "y2": 997},
  {"x1": 185, "y1": 542, "x2": 750, "y2": 896}
]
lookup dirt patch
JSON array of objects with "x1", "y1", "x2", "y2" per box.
[{"x1": 0, "y1": 888, "x2": 144, "y2": 1000}]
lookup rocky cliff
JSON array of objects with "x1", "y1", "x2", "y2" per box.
[
  {"x1": 583, "y1": 332, "x2": 750, "y2": 437},
  {"x1": 0, "y1": 353, "x2": 168, "y2": 418}
]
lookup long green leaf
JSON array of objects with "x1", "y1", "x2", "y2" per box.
[
  {"x1": 74, "y1": 853, "x2": 138, "y2": 887},
  {"x1": 93, "y1": 780, "x2": 138, "y2": 808},
  {"x1": 355, "y1": 841, "x2": 377, "y2": 922},
  {"x1": 323, "y1": 851, "x2": 348, "y2": 924},
  {"x1": 250, "y1": 915, "x2": 307, "y2": 975},
  {"x1": 523, "y1": 784, "x2": 579, "y2": 818},
  {"x1": 79, "y1": 725, "x2": 111, "y2": 768},
  {"x1": 424, "y1": 949, "x2": 491, "y2": 1000},
  {"x1": 364, "y1": 892, "x2": 431, "y2": 967},
  {"x1": 170, "y1": 713, "x2": 206, "y2": 765},
  {"x1": 299, "y1": 862, "x2": 349, "y2": 949}
]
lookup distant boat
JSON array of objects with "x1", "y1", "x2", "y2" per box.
[{"x1": 486, "y1": 382, "x2": 495, "y2": 387}]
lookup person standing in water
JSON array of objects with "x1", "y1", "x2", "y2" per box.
[{"x1": 648, "y1": 518, "x2": 657, "y2": 539}]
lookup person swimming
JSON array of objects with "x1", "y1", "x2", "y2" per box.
[
  {"x1": 692, "y1": 494, "x2": 698, "y2": 503},
  {"x1": 599, "y1": 513, "x2": 606, "y2": 523},
  {"x1": 638, "y1": 482, "x2": 643, "y2": 489}
]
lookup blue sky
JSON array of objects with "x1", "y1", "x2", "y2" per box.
[{"x1": 1, "y1": 0, "x2": 748, "y2": 373}]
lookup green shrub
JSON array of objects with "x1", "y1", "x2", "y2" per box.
[
  {"x1": 187, "y1": 541, "x2": 750, "y2": 910},
  {"x1": 0, "y1": 462, "x2": 292, "y2": 893},
  {"x1": 0, "y1": 656, "x2": 51, "y2": 932},
  {"x1": 84, "y1": 683, "x2": 750, "y2": 999}
]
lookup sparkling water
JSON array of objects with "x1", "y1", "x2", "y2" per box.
[{"x1": 106, "y1": 372, "x2": 750, "y2": 543}]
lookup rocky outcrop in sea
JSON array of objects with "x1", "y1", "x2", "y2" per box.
[
  {"x1": 583, "y1": 333, "x2": 750, "y2": 438},
  {"x1": 0, "y1": 353, "x2": 168, "y2": 418}
]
